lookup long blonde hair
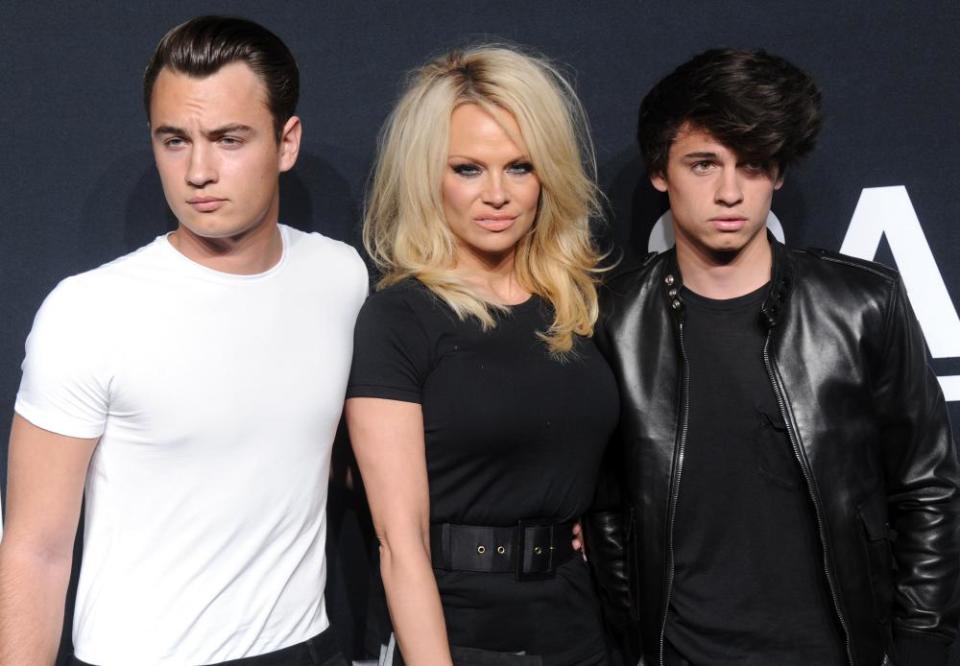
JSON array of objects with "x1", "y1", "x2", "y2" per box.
[{"x1": 363, "y1": 44, "x2": 605, "y2": 354}]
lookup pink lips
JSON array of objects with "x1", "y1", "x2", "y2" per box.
[
  {"x1": 710, "y1": 216, "x2": 747, "y2": 232},
  {"x1": 474, "y1": 215, "x2": 517, "y2": 232},
  {"x1": 187, "y1": 197, "x2": 226, "y2": 213}
]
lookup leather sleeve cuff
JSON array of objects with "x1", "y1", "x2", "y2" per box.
[
  {"x1": 582, "y1": 509, "x2": 634, "y2": 626},
  {"x1": 893, "y1": 630, "x2": 951, "y2": 666}
]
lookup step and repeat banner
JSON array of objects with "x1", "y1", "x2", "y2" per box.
[{"x1": 1, "y1": 1, "x2": 958, "y2": 662}]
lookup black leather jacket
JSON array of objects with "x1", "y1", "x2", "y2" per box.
[{"x1": 588, "y1": 239, "x2": 960, "y2": 666}]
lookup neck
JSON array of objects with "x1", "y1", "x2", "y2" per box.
[
  {"x1": 453, "y1": 248, "x2": 530, "y2": 305},
  {"x1": 676, "y1": 234, "x2": 772, "y2": 299},
  {"x1": 169, "y1": 220, "x2": 283, "y2": 275}
]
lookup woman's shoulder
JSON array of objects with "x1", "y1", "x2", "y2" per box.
[
  {"x1": 359, "y1": 278, "x2": 450, "y2": 327},
  {"x1": 365, "y1": 277, "x2": 434, "y2": 308}
]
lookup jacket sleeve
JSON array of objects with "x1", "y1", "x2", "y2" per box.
[
  {"x1": 585, "y1": 434, "x2": 642, "y2": 665},
  {"x1": 875, "y1": 277, "x2": 960, "y2": 665},
  {"x1": 584, "y1": 445, "x2": 634, "y2": 628},
  {"x1": 584, "y1": 293, "x2": 641, "y2": 661}
]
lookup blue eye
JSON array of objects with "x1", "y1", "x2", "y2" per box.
[
  {"x1": 507, "y1": 161, "x2": 534, "y2": 175},
  {"x1": 452, "y1": 163, "x2": 481, "y2": 177}
]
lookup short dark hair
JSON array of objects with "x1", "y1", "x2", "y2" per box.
[
  {"x1": 638, "y1": 48, "x2": 821, "y2": 176},
  {"x1": 143, "y1": 16, "x2": 299, "y2": 140}
]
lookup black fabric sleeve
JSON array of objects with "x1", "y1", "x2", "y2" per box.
[{"x1": 347, "y1": 287, "x2": 432, "y2": 404}]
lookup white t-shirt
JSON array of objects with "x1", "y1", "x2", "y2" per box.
[{"x1": 16, "y1": 224, "x2": 368, "y2": 666}]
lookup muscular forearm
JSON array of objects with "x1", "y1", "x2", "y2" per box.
[
  {"x1": 380, "y1": 541, "x2": 453, "y2": 666},
  {"x1": 0, "y1": 544, "x2": 71, "y2": 665}
]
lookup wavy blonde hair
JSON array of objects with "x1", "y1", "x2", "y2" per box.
[{"x1": 363, "y1": 44, "x2": 605, "y2": 354}]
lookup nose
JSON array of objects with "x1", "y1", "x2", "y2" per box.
[
  {"x1": 186, "y1": 143, "x2": 217, "y2": 188},
  {"x1": 715, "y1": 167, "x2": 743, "y2": 206},
  {"x1": 481, "y1": 171, "x2": 508, "y2": 208}
]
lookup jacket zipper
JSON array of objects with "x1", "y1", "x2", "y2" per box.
[
  {"x1": 659, "y1": 318, "x2": 690, "y2": 666},
  {"x1": 762, "y1": 331, "x2": 855, "y2": 666}
]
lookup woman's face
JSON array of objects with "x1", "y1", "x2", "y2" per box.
[{"x1": 441, "y1": 103, "x2": 541, "y2": 271}]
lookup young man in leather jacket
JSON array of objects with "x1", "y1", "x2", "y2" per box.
[{"x1": 588, "y1": 48, "x2": 960, "y2": 666}]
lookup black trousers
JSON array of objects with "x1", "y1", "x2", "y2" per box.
[{"x1": 69, "y1": 627, "x2": 348, "y2": 666}]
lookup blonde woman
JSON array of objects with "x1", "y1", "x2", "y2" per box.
[{"x1": 346, "y1": 45, "x2": 617, "y2": 666}]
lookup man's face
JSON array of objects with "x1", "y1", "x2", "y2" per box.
[
  {"x1": 652, "y1": 124, "x2": 782, "y2": 263},
  {"x1": 149, "y1": 62, "x2": 300, "y2": 241}
]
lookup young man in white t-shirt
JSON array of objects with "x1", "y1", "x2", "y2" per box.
[{"x1": 0, "y1": 16, "x2": 367, "y2": 666}]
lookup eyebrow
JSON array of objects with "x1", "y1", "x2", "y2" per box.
[
  {"x1": 447, "y1": 154, "x2": 532, "y2": 164},
  {"x1": 152, "y1": 124, "x2": 254, "y2": 139},
  {"x1": 681, "y1": 151, "x2": 720, "y2": 160}
]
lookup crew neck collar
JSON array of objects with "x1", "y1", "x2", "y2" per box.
[
  {"x1": 681, "y1": 281, "x2": 770, "y2": 312},
  {"x1": 160, "y1": 224, "x2": 289, "y2": 282}
]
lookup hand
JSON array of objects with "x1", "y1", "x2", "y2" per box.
[{"x1": 571, "y1": 520, "x2": 587, "y2": 561}]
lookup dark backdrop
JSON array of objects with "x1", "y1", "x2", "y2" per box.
[{"x1": 2, "y1": 1, "x2": 959, "y2": 663}]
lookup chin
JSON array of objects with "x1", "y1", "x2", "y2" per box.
[
  {"x1": 711, "y1": 228, "x2": 757, "y2": 247},
  {"x1": 711, "y1": 239, "x2": 748, "y2": 252},
  {"x1": 186, "y1": 211, "x2": 261, "y2": 234},
  {"x1": 695, "y1": 237, "x2": 747, "y2": 259},
  {"x1": 483, "y1": 243, "x2": 522, "y2": 258},
  {"x1": 467, "y1": 236, "x2": 517, "y2": 253},
  {"x1": 181, "y1": 222, "x2": 246, "y2": 240}
]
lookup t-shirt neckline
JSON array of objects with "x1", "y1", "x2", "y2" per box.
[
  {"x1": 681, "y1": 281, "x2": 770, "y2": 313},
  {"x1": 505, "y1": 293, "x2": 538, "y2": 311},
  {"x1": 160, "y1": 224, "x2": 289, "y2": 282}
]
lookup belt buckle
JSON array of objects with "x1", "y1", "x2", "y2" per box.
[{"x1": 515, "y1": 519, "x2": 555, "y2": 581}]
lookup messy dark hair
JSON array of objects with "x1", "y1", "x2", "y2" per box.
[
  {"x1": 638, "y1": 48, "x2": 821, "y2": 176},
  {"x1": 143, "y1": 15, "x2": 299, "y2": 141}
]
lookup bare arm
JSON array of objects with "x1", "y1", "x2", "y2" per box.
[
  {"x1": 0, "y1": 414, "x2": 97, "y2": 665},
  {"x1": 346, "y1": 397, "x2": 453, "y2": 666}
]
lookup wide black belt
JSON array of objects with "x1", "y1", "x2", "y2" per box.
[{"x1": 430, "y1": 520, "x2": 577, "y2": 580}]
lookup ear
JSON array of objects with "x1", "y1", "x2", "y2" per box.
[
  {"x1": 650, "y1": 172, "x2": 668, "y2": 193},
  {"x1": 772, "y1": 163, "x2": 785, "y2": 191},
  {"x1": 278, "y1": 116, "x2": 302, "y2": 173}
]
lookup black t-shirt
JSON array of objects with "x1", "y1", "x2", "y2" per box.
[
  {"x1": 348, "y1": 280, "x2": 618, "y2": 665},
  {"x1": 664, "y1": 284, "x2": 846, "y2": 666}
]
